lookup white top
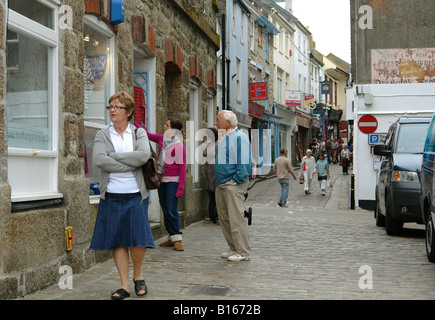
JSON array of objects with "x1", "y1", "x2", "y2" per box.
[{"x1": 106, "y1": 124, "x2": 140, "y2": 194}]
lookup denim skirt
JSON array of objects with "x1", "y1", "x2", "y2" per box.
[{"x1": 90, "y1": 192, "x2": 155, "y2": 251}]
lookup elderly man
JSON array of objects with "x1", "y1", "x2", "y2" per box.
[{"x1": 214, "y1": 110, "x2": 252, "y2": 262}]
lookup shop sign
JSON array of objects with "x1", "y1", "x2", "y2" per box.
[
  {"x1": 313, "y1": 104, "x2": 324, "y2": 114},
  {"x1": 321, "y1": 81, "x2": 331, "y2": 94},
  {"x1": 110, "y1": 0, "x2": 125, "y2": 25},
  {"x1": 296, "y1": 112, "x2": 310, "y2": 128},
  {"x1": 248, "y1": 101, "x2": 265, "y2": 119},
  {"x1": 304, "y1": 95, "x2": 315, "y2": 108},
  {"x1": 285, "y1": 90, "x2": 301, "y2": 106},
  {"x1": 249, "y1": 82, "x2": 267, "y2": 100},
  {"x1": 339, "y1": 120, "x2": 348, "y2": 138}
]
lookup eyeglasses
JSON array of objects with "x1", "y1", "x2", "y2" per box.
[{"x1": 106, "y1": 105, "x2": 127, "y2": 111}]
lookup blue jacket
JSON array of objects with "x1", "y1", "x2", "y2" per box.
[{"x1": 215, "y1": 128, "x2": 252, "y2": 184}]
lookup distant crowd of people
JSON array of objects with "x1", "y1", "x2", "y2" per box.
[{"x1": 274, "y1": 137, "x2": 353, "y2": 207}]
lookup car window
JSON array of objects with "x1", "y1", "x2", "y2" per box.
[{"x1": 396, "y1": 123, "x2": 429, "y2": 153}]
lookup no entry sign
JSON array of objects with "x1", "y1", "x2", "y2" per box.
[{"x1": 358, "y1": 115, "x2": 378, "y2": 134}]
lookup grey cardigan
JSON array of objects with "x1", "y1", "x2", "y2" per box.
[{"x1": 92, "y1": 125, "x2": 151, "y2": 202}]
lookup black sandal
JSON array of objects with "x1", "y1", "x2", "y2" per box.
[
  {"x1": 111, "y1": 288, "x2": 130, "y2": 300},
  {"x1": 133, "y1": 279, "x2": 148, "y2": 297}
]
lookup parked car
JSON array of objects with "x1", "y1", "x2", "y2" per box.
[
  {"x1": 374, "y1": 117, "x2": 431, "y2": 235},
  {"x1": 420, "y1": 113, "x2": 435, "y2": 263}
]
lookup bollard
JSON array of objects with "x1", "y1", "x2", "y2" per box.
[{"x1": 350, "y1": 174, "x2": 355, "y2": 209}]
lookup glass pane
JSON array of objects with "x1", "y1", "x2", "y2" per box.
[
  {"x1": 9, "y1": 0, "x2": 54, "y2": 29},
  {"x1": 396, "y1": 124, "x2": 429, "y2": 154},
  {"x1": 84, "y1": 25, "x2": 111, "y2": 125},
  {"x1": 7, "y1": 30, "x2": 51, "y2": 150}
]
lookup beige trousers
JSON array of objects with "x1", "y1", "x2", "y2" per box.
[{"x1": 215, "y1": 179, "x2": 250, "y2": 257}]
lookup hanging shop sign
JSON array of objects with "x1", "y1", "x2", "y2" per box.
[
  {"x1": 321, "y1": 81, "x2": 331, "y2": 94},
  {"x1": 110, "y1": 0, "x2": 125, "y2": 25},
  {"x1": 249, "y1": 82, "x2": 268, "y2": 100},
  {"x1": 285, "y1": 90, "x2": 302, "y2": 106},
  {"x1": 248, "y1": 101, "x2": 265, "y2": 119}
]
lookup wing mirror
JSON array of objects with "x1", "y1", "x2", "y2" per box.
[{"x1": 373, "y1": 144, "x2": 392, "y2": 157}]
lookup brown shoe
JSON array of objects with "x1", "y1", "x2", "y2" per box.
[
  {"x1": 159, "y1": 240, "x2": 173, "y2": 247},
  {"x1": 173, "y1": 241, "x2": 184, "y2": 251}
]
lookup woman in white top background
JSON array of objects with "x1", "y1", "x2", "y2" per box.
[{"x1": 300, "y1": 149, "x2": 316, "y2": 194}]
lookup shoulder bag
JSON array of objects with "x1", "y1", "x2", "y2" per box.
[{"x1": 134, "y1": 128, "x2": 164, "y2": 190}]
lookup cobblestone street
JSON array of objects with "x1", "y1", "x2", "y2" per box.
[{"x1": 18, "y1": 164, "x2": 435, "y2": 302}]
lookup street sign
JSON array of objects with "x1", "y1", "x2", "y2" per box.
[
  {"x1": 368, "y1": 133, "x2": 380, "y2": 145},
  {"x1": 358, "y1": 114, "x2": 378, "y2": 134}
]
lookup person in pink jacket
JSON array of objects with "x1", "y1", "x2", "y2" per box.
[{"x1": 144, "y1": 119, "x2": 186, "y2": 251}]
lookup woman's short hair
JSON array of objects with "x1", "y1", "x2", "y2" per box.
[{"x1": 109, "y1": 91, "x2": 135, "y2": 121}]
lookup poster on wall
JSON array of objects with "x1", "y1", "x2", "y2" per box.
[{"x1": 371, "y1": 48, "x2": 435, "y2": 84}]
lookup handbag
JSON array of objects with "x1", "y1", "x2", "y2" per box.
[
  {"x1": 135, "y1": 129, "x2": 164, "y2": 190},
  {"x1": 299, "y1": 174, "x2": 304, "y2": 184},
  {"x1": 340, "y1": 157, "x2": 346, "y2": 166}
]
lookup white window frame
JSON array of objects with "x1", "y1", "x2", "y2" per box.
[{"x1": 7, "y1": 0, "x2": 61, "y2": 202}]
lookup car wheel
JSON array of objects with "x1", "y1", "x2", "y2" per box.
[
  {"x1": 426, "y1": 213, "x2": 435, "y2": 263},
  {"x1": 385, "y1": 193, "x2": 403, "y2": 235},
  {"x1": 375, "y1": 195, "x2": 385, "y2": 227}
]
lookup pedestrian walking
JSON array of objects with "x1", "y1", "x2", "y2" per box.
[
  {"x1": 340, "y1": 144, "x2": 350, "y2": 175},
  {"x1": 214, "y1": 110, "x2": 252, "y2": 262},
  {"x1": 203, "y1": 127, "x2": 219, "y2": 223},
  {"x1": 90, "y1": 91, "x2": 155, "y2": 300},
  {"x1": 273, "y1": 148, "x2": 297, "y2": 208},
  {"x1": 315, "y1": 153, "x2": 330, "y2": 195},
  {"x1": 300, "y1": 149, "x2": 316, "y2": 194},
  {"x1": 146, "y1": 119, "x2": 186, "y2": 251}
]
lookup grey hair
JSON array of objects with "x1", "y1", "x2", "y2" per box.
[{"x1": 219, "y1": 110, "x2": 238, "y2": 127}]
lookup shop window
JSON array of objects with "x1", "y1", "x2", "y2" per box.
[
  {"x1": 7, "y1": 31, "x2": 51, "y2": 150},
  {"x1": 83, "y1": 16, "x2": 115, "y2": 197},
  {"x1": 6, "y1": 0, "x2": 60, "y2": 203},
  {"x1": 84, "y1": 21, "x2": 113, "y2": 125},
  {"x1": 8, "y1": 0, "x2": 55, "y2": 30}
]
